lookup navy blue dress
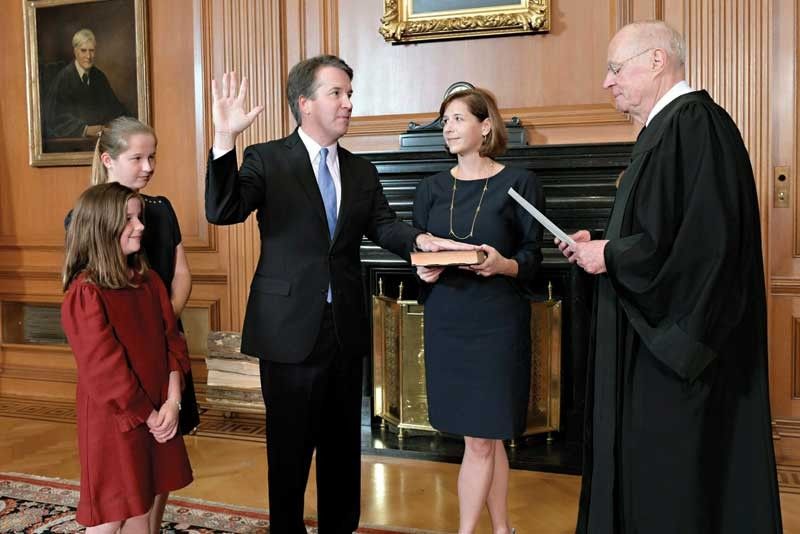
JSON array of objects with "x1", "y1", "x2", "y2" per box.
[{"x1": 413, "y1": 166, "x2": 543, "y2": 439}]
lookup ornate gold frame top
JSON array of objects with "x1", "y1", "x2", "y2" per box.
[{"x1": 380, "y1": 0, "x2": 550, "y2": 44}]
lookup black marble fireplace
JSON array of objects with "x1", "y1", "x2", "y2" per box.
[{"x1": 357, "y1": 142, "x2": 633, "y2": 472}]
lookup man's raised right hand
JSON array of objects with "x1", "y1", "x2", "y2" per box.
[{"x1": 211, "y1": 71, "x2": 264, "y2": 152}]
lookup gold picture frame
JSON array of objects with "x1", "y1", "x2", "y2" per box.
[
  {"x1": 380, "y1": 0, "x2": 550, "y2": 44},
  {"x1": 23, "y1": 0, "x2": 150, "y2": 167}
]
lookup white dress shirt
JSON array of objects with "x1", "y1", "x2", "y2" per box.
[
  {"x1": 75, "y1": 61, "x2": 89, "y2": 83},
  {"x1": 296, "y1": 127, "x2": 342, "y2": 214}
]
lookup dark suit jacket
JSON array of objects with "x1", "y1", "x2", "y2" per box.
[{"x1": 206, "y1": 129, "x2": 421, "y2": 363}]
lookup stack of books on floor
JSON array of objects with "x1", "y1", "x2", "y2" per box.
[{"x1": 205, "y1": 331, "x2": 264, "y2": 413}]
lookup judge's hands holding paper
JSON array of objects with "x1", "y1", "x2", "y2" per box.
[{"x1": 555, "y1": 230, "x2": 609, "y2": 274}]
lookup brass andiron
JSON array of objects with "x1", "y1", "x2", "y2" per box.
[{"x1": 373, "y1": 279, "x2": 561, "y2": 443}]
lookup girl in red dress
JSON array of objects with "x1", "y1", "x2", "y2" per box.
[{"x1": 61, "y1": 182, "x2": 193, "y2": 533}]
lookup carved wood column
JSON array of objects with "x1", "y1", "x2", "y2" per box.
[
  {"x1": 664, "y1": 0, "x2": 771, "y2": 234},
  {"x1": 201, "y1": 0, "x2": 287, "y2": 330}
]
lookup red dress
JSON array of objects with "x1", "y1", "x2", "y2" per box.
[{"x1": 61, "y1": 271, "x2": 193, "y2": 526}]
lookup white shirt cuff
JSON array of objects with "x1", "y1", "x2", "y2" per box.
[{"x1": 212, "y1": 147, "x2": 234, "y2": 160}]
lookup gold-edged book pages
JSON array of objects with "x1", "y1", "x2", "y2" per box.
[{"x1": 410, "y1": 250, "x2": 487, "y2": 267}]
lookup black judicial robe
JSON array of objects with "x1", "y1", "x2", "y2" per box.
[
  {"x1": 576, "y1": 90, "x2": 783, "y2": 534},
  {"x1": 44, "y1": 64, "x2": 127, "y2": 138}
]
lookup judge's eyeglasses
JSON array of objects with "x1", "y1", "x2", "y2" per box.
[{"x1": 607, "y1": 48, "x2": 654, "y2": 76}]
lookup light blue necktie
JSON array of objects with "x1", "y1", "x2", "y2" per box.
[
  {"x1": 317, "y1": 147, "x2": 338, "y2": 239},
  {"x1": 318, "y1": 148, "x2": 337, "y2": 303}
]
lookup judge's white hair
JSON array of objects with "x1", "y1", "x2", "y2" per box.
[
  {"x1": 72, "y1": 29, "x2": 96, "y2": 49},
  {"x1": 625, "y1": 20, "x2": 686, "y2": 66}
]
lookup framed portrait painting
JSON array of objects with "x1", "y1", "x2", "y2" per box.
[
  {"x1": 23, "y1": 0, "x2": 149, "y2": 167},
  {"x1": 380, "y1": 0, "x2": 550, "y2": 44}
]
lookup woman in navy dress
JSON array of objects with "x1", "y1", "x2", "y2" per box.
[{"x1": 413, "y1": 88, "x2": 543, "y2": 534}]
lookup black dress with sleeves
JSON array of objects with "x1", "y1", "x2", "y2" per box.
[{"x1": 412, "y1": 166, "x2": 544, "y2": 439}]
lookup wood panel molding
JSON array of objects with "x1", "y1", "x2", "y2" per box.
[
  {"x1": 794, "y1": 2, "x2": 800, "y2": 258},
  {"x1": 204, "y1": 0, "x2": 286, "y2": 330},
  {"x1": 0, "y1": 241, "x2": 62, "y2": 251},
  {"x1": 0, "y1": 268, "x2": 59, "y2": 282},
  {"x1": 775, "y1": 418, "x2": 800, "y2": 493},
  {"x1": 322, "y1": 0, "x2": 339, "y2": 55},
  {"x1": 187, "y1": 297, "x2": 222, "y2": 333},
  {"x1": 771, "y1": 277, "x2": 800, "y2": 296},
  {"x1": 188, "y1": 0, "x2": 216, "y2": 253},
  {"x1": 795, "y1": 318, "x2": 800, "y2": 400},
  {"x1": 0, "y1": 362, "x2": 76, "y2": 384},
  {"x1": 655, "y1": 0, "x2": 664, "y2": 19},
  {"x1": 0, "y1": 269, "x2": 228, "y2": 286},
  {"x1": 615, "y1": 0, "x2": 634, "y2": 29},
  {"x1": 681, "y1": 0, "x2": 771, "y2": 254},
  {"x1": 346, "y1": 104, "x2": 630, "y2": 138},
  {"x1": 192, "y1": 272, "x2": 229, "y2": 285}
]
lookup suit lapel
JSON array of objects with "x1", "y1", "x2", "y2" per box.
[
  {"x1": 332, "y1": 147, "x2": 356, "y2": 246},
  {"x1": 284, "y1": 132, "x2": 328, "y2": 230}
]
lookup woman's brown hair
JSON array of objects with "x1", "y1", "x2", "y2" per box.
[
  {"x1": 439, "y1": 87, "x2": 508, "y2": 158},
  {"x1": 62, "y1": 182, "x2": 148, "y2": 291},
  {"x1": 91, "y1": 116, "x2": 157, "y2": 185}
]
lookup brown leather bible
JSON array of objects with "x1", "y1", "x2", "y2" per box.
[{"x1": 410, "y1": 250, "x2": 487, "y2": 267}]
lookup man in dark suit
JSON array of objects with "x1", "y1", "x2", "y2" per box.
[{"x1": 205, "y1": 55, "x2": 469, "y2": 533}]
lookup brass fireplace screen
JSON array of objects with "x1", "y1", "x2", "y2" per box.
[{"x1": 372, "y1": 285, "x2": 561, "y2": 440}]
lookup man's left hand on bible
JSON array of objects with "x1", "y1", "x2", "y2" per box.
[{"x1": 415, "y1": 233, "x2": 478, "y2": 252}]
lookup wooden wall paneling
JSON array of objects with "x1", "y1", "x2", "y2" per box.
[
  {"x1": 336, "y1": 0, "x2": 637, "y2": 153},
  {"x1": 767, "y1": 0, "x2": 798, "y2": 450},
  {"x1": 668, "y1": 0, "x2": 771, "y2": 219},
  {"x1": 181, "y1": 297, "x2": 222, "y2": 383},
  {"x1": 770, "y1": 292, "x2": 800, "y2": 478},
  {"x1": 0, "y1": 1, "x2": 87, "y2": 255},
  {"x1": 203, "y1": 0, "x2": 286, "y2": 332},
  {"x1": 0, "y1": 291, "x2": 73, "y2": 401},
  {"x1": 771, "y1": 292, "x2": 800, "y2": 417},
  {"x1": 193, "y1": 0, "x2": 214, "y2": 253},
  {"x1": 323, "y1": 0, "x2": 339, "y2": 56},
  {"x1": 769, "y1": 0, "x2": 800, "y2": 436},
  {"x1": 795, "y1": 1, "x2": 800, "y2": 262},
  {"x1": 795, "y1": 315, "x2": 800, "y2": 401},
  {"x1": 0, "y1": 1, "x2": 226, "y2": 405},
  {"x1": 148, "y1": 0, "x2": 203, "y2": 250},
  {"x1": 775, "y1": 418, "x2": 800, "y2": 493},
  {"x1": 615, "y1": 0, "x2": 635, "y2": 28}
]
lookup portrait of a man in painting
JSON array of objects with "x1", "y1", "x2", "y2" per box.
[{"x1": 24, "y1": 0, "x2": 148, "y2": 166}]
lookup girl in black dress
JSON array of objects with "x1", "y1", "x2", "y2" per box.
[
  {"x1": 413, "y1": 89, "x2": 543, "y2": 533},
  {"x1": 90, "y1": 116, "x2": 193, "y2": 534}
]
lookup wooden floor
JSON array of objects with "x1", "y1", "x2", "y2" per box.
[{"x1": 1, "y1": 414, "x2": 797, "y2": 533}]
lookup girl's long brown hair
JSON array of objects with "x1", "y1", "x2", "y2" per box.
[{"x1": 62, "y1": 183, "x2": 148, "y2": 291}]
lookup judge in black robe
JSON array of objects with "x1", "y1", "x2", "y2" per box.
[
  {"x1": 44, "y1": 63, "x2": 127, "y2": 138},
  {"x1": 561, "y1": 21, "x2": 783, "y2": 534},
  {"x1": 43, "y1": 29, "x2": 127, "y2": 139}
]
